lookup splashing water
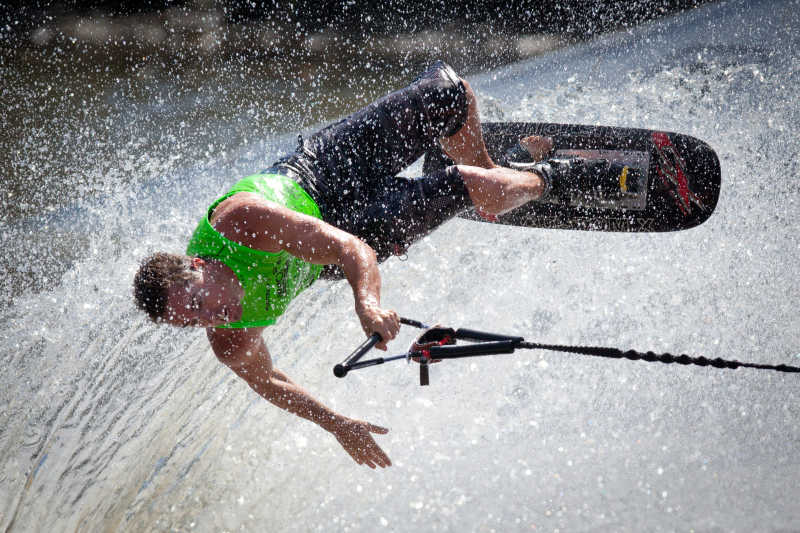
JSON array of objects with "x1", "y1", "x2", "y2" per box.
[{"x1": 1, "y1": 0, "x2": 799, "y2": 531}]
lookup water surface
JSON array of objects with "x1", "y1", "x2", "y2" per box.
[{"x1": 1, "y1": 0, "x2": 799, "y2": 531}]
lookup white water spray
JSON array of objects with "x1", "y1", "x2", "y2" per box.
[{"x1": 1, "y1": 1, "x2": 798, "y2": 531}]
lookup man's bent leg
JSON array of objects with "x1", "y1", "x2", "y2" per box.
[
  {"x1": 349, "y1": 73, "x2": 548, "y2": 257},
  {"x1": 303, "y1": 61, "x2": 470, "y2": 212},
  {"x1": 435, "y1": 80, "x2": 548, "y2": 215},
  {"x1": 438, "y1": 79, "x2": 495, "y2": 168},
  {"x1": 456, "y1": 164, "x2": 546, "y2": 215}
]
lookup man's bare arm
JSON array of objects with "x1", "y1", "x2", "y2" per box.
[
  {"x1": 213, "y1": 193, "x2": 400, "y2": 348},
  {"x1": 207, "y1": 326, "x2": 391, "y2": 468}
]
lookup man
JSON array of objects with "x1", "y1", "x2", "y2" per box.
[{"x1": 133, "y1": 61, "x2": 561, "y2": 469}]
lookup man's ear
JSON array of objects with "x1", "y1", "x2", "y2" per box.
[{"x1": 190, "y1": 257, "x2": 206, "y2": 271}]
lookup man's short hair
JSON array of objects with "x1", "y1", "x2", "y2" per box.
[{"x1": 133, "y1": 252, "x2": 195, "y2": 321}]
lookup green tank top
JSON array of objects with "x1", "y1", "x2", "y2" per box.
[{"x1": 186, "y1": 172, "x2": 323, "y2": 328}]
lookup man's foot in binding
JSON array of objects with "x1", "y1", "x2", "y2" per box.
[
  {"x1": 535, "y1": 158, "x2": 643, "y2": 206},
  {"x1": 505, "y1": 136, "x2": 642, "y2": 206}
]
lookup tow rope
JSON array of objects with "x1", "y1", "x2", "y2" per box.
[{"x1": 333, "y1": 317, "x2": 800, "y2": 386}]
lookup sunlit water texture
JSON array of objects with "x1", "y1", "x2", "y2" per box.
[{"x1": 1, "y1": 0, "x2": 799, "y2": 531}]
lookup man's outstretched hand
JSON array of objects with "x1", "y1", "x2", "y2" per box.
[{"x1": 331, "y1": 417, "x2": 392, "y2": 468}]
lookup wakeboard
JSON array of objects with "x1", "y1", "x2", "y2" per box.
[{"x1": 422, "y1": 122, "x2": 721, "y2": 232}]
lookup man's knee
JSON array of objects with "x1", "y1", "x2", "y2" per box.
[{"x1": 415, "y1": 65, "x2": 469, "y2": 137}]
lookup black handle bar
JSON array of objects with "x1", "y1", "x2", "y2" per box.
[
  {"x1": 332, "y1": 317, "x2": 526, "y2": 383},
  {"x1": 333, "y1": 317, "x2": 426, "y2": 378},
  {"x1": 333, "y1": 333, "x2": 383, "y2": 378}
]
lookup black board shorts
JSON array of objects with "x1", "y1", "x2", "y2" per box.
[{"x1": 266, "y1": 61, "x2": 474, "y2": 274}]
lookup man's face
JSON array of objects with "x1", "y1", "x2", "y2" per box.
[{"x1": 163, "y1": 270, "x2": 238, "y2": 328}]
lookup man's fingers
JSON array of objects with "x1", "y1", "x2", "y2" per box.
[
  {"x1": 365, "y1": 445, "x2": 390, "y2": 469},
  {"x1": 373, "y1": 449, "x2": 391, "y2": 468},
  {"x1": 368, "y1": 424, "x2": 389, "y2": 434},
  {"x1": 347, "y1": 449, "x2": 362, "y2": 464},
  {"x1": 379, "y1": 323, "x2": 398, "y2": 342},
  {"x1": 360, "y1": 307, "x2": 401, "y2": 351},
  {"x1": 338, "y1": 419, "x2": 392, "y2": 468},
  {"x1": 365, "y1": 434, "x2": 392, "y2": 468}
]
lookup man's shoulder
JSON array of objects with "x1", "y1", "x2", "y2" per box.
[
  {"x1": 212, "y1": 191, "x2": 276, "y2": 222},
  {"x1": 210, "y1": 193, "x2": 288, "y2": 250}
]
